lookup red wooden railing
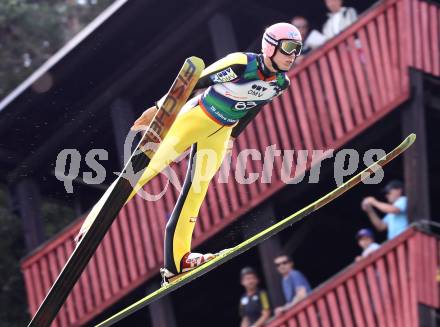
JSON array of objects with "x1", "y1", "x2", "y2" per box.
[
  {"x1": 21, "y1": 0, "x2": 440, "y2": 325},
  {"x1": 268, "y1": 227, "x2": 440, "y2": 327}
]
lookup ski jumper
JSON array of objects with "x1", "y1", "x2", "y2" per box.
[{"x1": 128, "y1": 52, "x2": 290, "y2": 274}]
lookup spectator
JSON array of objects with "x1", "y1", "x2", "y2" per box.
[
  {"x1": 291, "y1": 16, "x2": 326, "y2": 58},
  {"x1": 239, "y1": 267, "x2": 270, "y2": 327},
  {"x1": 273, "y1": 254, "x2": 311, "y2": 317},
  {"x1": 361, "y1": 180, "x2": 408, "y2": 240},
  {"x1": 355, "y1": 228, "x2": 380, "y2": 262},
  {"x1": 322, "y1": 0, "x2": 358, "y2": 40}
]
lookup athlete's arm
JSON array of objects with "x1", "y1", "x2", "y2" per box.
[
  {"x1": 230, "y1": 105, "x2": 264, "y2": 138},
  {"x1": 193, "y1": 52, "x2": 248, "y2": 90}
]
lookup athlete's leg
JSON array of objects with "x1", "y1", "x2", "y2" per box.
[
  {"x1": 77, "y1": 100, "x2": 215, "y2": 240},
  {"x1": 126, "y1": 99, "x2": 215, "y2": 202},
  {"x1": 164, "y1": 123, "x2": 232, "y2": 274}
]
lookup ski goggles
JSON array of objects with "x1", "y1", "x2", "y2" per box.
[{"x1": 277, "y1": 39, "x2": 303, "y2": 56}]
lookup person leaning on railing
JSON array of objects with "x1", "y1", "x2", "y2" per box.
[
  {"x1": 361, "y1": 180, "x2": 408, "y2": 240},
  {"x1": 239, "y1": 267, "x2": 271, "y2": 327},
  {"x1": 322, "y1": 0, "x2": 358, "y2": 40},
  {"x1": 291, "y1": 16, "x2": 326, "y2": 64},
  {"x1": 273, "y1": 254, "x2": 311, "y2": 317}
]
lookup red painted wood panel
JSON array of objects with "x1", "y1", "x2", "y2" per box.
[
  {"x1": 126, "y1": 200, "x2": 147, "y2": 276},
  {"x1": 397, "y1": 244, "x2": 415, "y2": 326},
  {"x1": 239, "y1": 131, "x2": 259, "y2": 200},
  {"x1": 365, "y1": 265, "x2": 386, "y2": 327},
  {"x1": 85, "y1": 251, "x2": 103, "y2": 311},
  {"x1": 420, "y1": 2, "x2": 431, "y2": 73},
  {"x1": 308, "y1": 63, "x2": 334, "y2": 145},
  {"x1": 213, "y1": 160, "x2": 232, "y2": 219},
  {"x1": 151, "y1": 177, "x2": 167, "y2": 236},
  {"x1": 335, "y1": 285, "x2": 353, "y2": 327},
  {"x1": 408, "y1": 234, "x2": 419, "y2": 327},
  {"x1": 219, "y1": 150, "x2": 239, "y2": 213},
  {"x1": 23, "y1": 268, "x2": 37, "y2": 315},
  {"x1": 259, "y1": 107, "x2": 282, "y2": 186},
  {"x1": 55, "y1": 246, "x2": 75, "y2": 324},
  {"x1": 413, "y1": 0, "x2": 423, "y2": 69},
  {"x1": 367, "y1": 21, "x2": 389, "y2": 107},
  {"x1": 355, "y1": 272, "x2": 376, "y2": 327},
  {"x1": 326, "y1": 290, "x2": 343, "y2": 326},
  {"x1": 346, "y1": 36, "x2": 373, "y2": 119},
  {"x1": 94, "y1": 243, "x2": 111, "y2": 301},
  {"x1": 377, "y1": 13, "x2": 395, "y2": 101},
  {"x1": 418, "y1": 235, "x2": 432, "y2": 305},
  {"x1": 118, "y1": 207, "x2": 139, "y2": 282},
  {"x1": 328, "y1": 49, "x2": 354, "y2": 132},
  {"x1": 267, "y1": 99, "x2": 288, "y2": 181},
  {"x1": 291, "y1": 77, "x2": 315, "y2": 151},
  {"x1": 109, "y1": 219, "x2": 130, "y2": 288},
  {"x1": 102, "y1": 229, "x2": 120, "y2": 295},
  {"x1": 246, "y1": 113, "x2": 267, "y2": 194},
  {"x1": 319, "y1": 56, "x2": 345, "y2": 138},
  {"x1": 47, "y1": 251, "x2": 69, "y2": 326},
  {"x1": 78, "y1": 265, "x2": 93, "y2": 314},
  {"x1": 397, "y1": 0, "x2": 410, "y2": 90},
  {"x1": 346, "y1": 277, "x2": 366, "y2": 327},
  {"x1": 299, "y1": 71, "x2": 325, "y2": 149},
  {"x1": 66, "y1": 239, "x2": 85, "y2": 321},
  {"x1": 316, "y1": 298, "x2": 332, "y2": 327},
  {"x1": 421, "y1": 234, "x2": 436, "y2": 306},
  {"x1": 39, "y1": 256, "x2": 51, "y2": 298},
  {"x1": 143, "y1": 182, "x2": 164, "y2": 260},
  {"x1": 305, "y1": 304, "x2": 320, "y2": 327},
  {"x1": 233, "y1": 138, "x2": 250, "y2": 206},
  {"x1": 429, "y1": 236, "x2": 439, "y2": 307},
  {"x1": 31, "y1": 263, "x2": 45, "y2": 315},
  {"x1": 133, "y1": 195, "x2": 157, "y2": 269},
  {"x1": 357, "y1": 29, "x2": 382, "y2": 111},
  {"x1": 337, "y1": 42, "x2": 363, "y2": 126},
  {"x1": 430, "y1": 4, "x2": 440, "y2": 75},
  {"x1": 386, "y1": 6, "x2": 400, "y2": 97},
  {"x1": 375, "y1": 258, "x2": 396, "y2": 327},
  {"x1": 281, "y1": 89, "x2": 304, "y2": 151},
  {"x1": 386, "y1": 250, "x2": 405, "y2": 327},
  {"x1": 298, "y1": 311, "x2": 309, "y2": 326},
  {"x1": 287, "y1": 318, "x2": 297, "y2": 327}
]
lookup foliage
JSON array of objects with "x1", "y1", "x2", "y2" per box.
[
  {"x1": 0, "y1": 188, "x2": 28, "y2": 326},
  {"x1": 0, "y1": 0, "x2": 115, "y2": 98},
  {"x1": 0, "y1": 2, "x2": 115, "y2": 324}
]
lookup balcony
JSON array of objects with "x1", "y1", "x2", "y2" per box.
[
  {"x1": 21, "y1": 0, "x2": 440, "y2": 325},
  {"x1": 268, "y1": 226, "x2": 439, "y2": 327}
]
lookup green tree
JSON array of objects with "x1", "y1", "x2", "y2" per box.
[
  {"x1": 0, "y1": 0, "x2": 115, "y2": 99},
  {"x1": 0, "y1": 188, "x2": 28, "y2": 326},
  {"x1": 1, "y1": 2, "x2": 117, "y2": 324}
]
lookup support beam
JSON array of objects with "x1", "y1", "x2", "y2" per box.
[
  {"x1": 10, "y1": 178, "x2": 45, "y2": 251},
  {"x1": 401, "y1": 69, "x2": 431, "y2": 222},
  {"x1": 242, "y1": 201, "x2": 285, "y2": 308},
  {"x1": 418, "y1": 304, "x2": 437, "y2": 327},
  {"x1": 146, "y1": 282, "x2": 178, "y2": 327},
  {"x1": 208, "y1": 13, "x2": 238, "y2": 58},
  {"x1": 110, "y1": 99, "x2": 136, "y2": 166}
]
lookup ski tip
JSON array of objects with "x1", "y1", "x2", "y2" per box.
[{"x1": 402, "y1": 133, "x2": 416, "y2": 148}]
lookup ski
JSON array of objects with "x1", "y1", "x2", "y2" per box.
[
  {"x1": 96, "y1": 133, "x2": 416, "y2": 327},
  {"x1": 28, "y1": 57, "x2": 205, "y2": 327}
]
